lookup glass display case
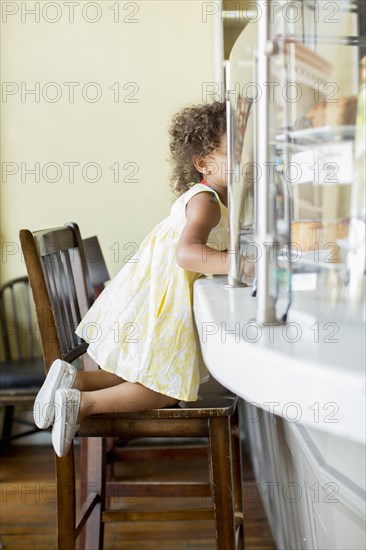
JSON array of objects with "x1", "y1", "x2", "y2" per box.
[{"x1": 226, "y1": 0, "x2": 366, "y2": 322}]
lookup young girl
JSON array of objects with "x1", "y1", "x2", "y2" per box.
[{"x1": 34, "y1": 101, "x2": 233, "y2": 457}]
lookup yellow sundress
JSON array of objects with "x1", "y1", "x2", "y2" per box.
[{"x1": 75, "y1": 183, "x2": 229, "y2": 401}]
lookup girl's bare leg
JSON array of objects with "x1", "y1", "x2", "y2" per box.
[
  {"x1": 77, "y1": 382, "x2": 178, "y2": 423},
  {"x1": 74, "y1": 370, "x2": 124, "y2": 392}
]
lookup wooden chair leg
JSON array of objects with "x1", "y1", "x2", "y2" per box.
[
  {"x1": 208, "y1": 416, "x2": 236, "y2": 550},
  {"x1": 79, "y1": 437, "x2": 106, "y2": 550},
  {"x1": 55, "y1": 445, "x2": 77, "y2": 550},
  {"x1": 231, "y1": 409, "x2": 245, "y2": 550}
]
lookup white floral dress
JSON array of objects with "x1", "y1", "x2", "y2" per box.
[{"x1": 75, "y1": 183, "x2": 228, "y2": 401}]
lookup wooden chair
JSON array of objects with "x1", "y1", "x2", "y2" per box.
[
  {"x1": 0, "y1": 276, "x2": 45, "y2": 452},
  {"x1": 19, "y1": 222, "x2": 244, "y2": 550}
]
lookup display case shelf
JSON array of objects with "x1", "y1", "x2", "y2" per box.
[{"x1": 275, "y1": 125, "x2": 356, "y2": 146}]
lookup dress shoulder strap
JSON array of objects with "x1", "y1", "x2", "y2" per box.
[
  {"x1": 182, "y1": 183, "x2": 218, "y2": 206},
  {"x1": 169, "y1": 183, "x2": 227, "y2": 234}
]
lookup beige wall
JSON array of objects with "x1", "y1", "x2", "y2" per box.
[{"x1": 1, "y1": 0, "x2": 222, "y2": 281}]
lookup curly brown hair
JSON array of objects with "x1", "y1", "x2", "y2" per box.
[{"x1": 168, "y1": 101, "x2": 226, "y2": 196}]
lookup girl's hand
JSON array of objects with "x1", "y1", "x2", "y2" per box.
[{"x1": 240, "y1": 255, "x2": 256, "y2": 279}]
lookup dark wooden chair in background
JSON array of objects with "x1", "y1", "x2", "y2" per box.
[
  {"x1": 19, "y1": 222, "x2": 244, "y2": 550},
  {"x1": 82, "y1": 235, "x2": 110, "y2": 299},
  {"x1": 0, "y1": 276, "x2": 45, "y2": 453},
  {"x1": 0, "y1": 235, "x2": 109, "y2": 451}
]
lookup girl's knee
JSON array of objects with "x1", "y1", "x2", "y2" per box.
[{"x1": 161, "y1": 395, "x2": 179, "y2": 408}]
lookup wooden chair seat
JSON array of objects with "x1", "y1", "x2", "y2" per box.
[
  {"x1": 19, "y1": 223, "x2": 245, "y2": 550},
  {"x1": 0, "y1": 357, "x2": 44, "y2": 391}
]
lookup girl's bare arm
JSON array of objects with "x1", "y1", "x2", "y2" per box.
[{"x1": 176, "y1": 191, "x2": 229, "y2": 274}]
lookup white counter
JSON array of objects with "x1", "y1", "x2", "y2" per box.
[
  {"x1": 193, "y1": 275, "x2": 366, "y2": 550},
  {"x1": 193, "y1": 275, "x2": 365, "y2": 445}
]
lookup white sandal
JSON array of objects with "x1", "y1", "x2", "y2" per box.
[
  {"x1": 33, "y1": 359, "x2": 77, "y2": 429},
  {"x1": 52, "y1": 388, "x2": 81, "y2": 457}
]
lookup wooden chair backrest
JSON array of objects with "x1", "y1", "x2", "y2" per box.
[
  {"x1": 82, "y1": 236, "x2": 110, "y2": 290},
  {"x1": 19, "y1": 222, "x2": 94, "y2": 373},
  {"x1": 0, "y1": 276, "x2": 39, "y2": 361}
]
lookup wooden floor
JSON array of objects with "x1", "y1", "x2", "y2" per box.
[{"x1": 0, "y1": 441, "x2": 277, "y2": 550}]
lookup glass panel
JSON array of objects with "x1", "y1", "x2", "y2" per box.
[
  {"x1": 269, "y1": 1, "x2": 361, "y2": 281},
  {"x1": 228, "y1": 0, "x2": 365, "y2": 317},
  {"x1": 227, "y1": 20, "x2": 258, "y2": 286}
]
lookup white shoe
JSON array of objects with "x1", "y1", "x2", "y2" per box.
[
  {"x1": 33, "y1": 359, "x2": 77, "y2": 429},
  {"x1": 52, "y1": 388, "x2": 81, "y2": 458}
]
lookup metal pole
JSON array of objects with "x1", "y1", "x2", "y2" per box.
[
  {"x1": 256, "y1": 1, "x2": 277, "y2": 323},
  {"x1": 225, "y1": 62, "x2": 244, "y2": 287}
]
